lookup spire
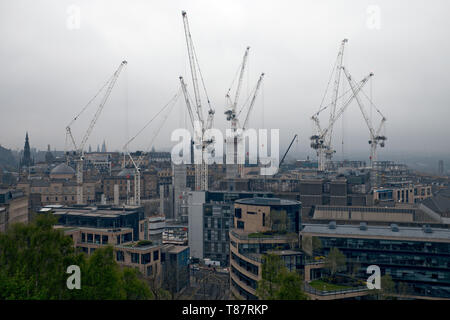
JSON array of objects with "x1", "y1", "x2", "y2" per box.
[{"x1": 21, "y1": 132, "x2": 32, "y2": 167}]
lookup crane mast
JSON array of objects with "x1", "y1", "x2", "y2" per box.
[
  {"x1": 342, "y1": 66, "x2": 386, "y2": 165},
  {"x1": 180, "y1": 11, "x2": 214, "y2": 191},
  {"x1": 326, "y1": 39, "x2": 347, "y2": 159}
]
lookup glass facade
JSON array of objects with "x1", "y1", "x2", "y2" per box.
[
  {"x1": 203, "y1": 203, "x2": 233, "y2": 266},
  {"x1": 317, "y1": 236, "x2": 450, "y2": 298}
]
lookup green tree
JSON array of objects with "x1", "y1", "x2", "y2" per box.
[
  {"x1": 276, "y1": 272, "x2": 308, "y2": 300},
  {"x1": 122, "y1": 268, "x2": 153, "y2": 300},
  {"x1": 0, "y1": 214, "x2": 82, "y2": 299},
  {"x1": 301, "y1": 236, "x2": 322, "y2": 256},
  {"x1": 79, "y1": 246, "x2": 126, "y2": 299},
  {"x1": 379, "y1": 274, "x2": 396, "y2": 299},
  {"x1": 324, "y1": 247, "x2": 346, "y2": 278},
  {"x1": 0, "y1": 214, "x2": 154, "y2": 300},
  {"x1": 256, "y1": 254, "x2": 285, "y2": 299},
  {"x1": 256, "y1": 253, "x2": 307, "y2": 300}
]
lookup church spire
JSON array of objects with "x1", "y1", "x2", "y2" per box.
[{"x1": 21, "y1": 132, "x2": 32, "y2": 167}]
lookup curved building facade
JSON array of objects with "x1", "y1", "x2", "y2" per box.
[{"x1": 229, "y1": 197, "x2": 303, "y2": 300}]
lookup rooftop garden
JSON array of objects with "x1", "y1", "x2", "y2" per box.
[{"x1": 309, "y1": 279, "x2": 352, "y2": 291}]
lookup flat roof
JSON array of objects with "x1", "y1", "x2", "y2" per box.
[
  {"x1": 235, "y1": 197, "x2": 300, "y2": 206},
  {"x1": 301, "y1": 223, "x2": 450, "y2": 242},
  {"x1": 52, "y1": 208, "x2": 136, "y2": 217}
]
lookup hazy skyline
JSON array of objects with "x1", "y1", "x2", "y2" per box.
[{"x1": 1, "y1": 0, "x2": 450, "y2": 162}]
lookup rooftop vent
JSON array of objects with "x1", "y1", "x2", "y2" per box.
[
  {"x1": 328, "y1": 221, "x2": 336, "y2": 230},
  {"x1": 359, "y1": 222, "x2": 368, "y2": 231},
  {"x1": 390, "y1": 224, "x2": 399, "y2": 232},
  {"x1": 423, "y1": 224, "x2": 433, "y2": 234}
]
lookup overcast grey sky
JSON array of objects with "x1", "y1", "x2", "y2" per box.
[{"x1": 1, "y1": 0, "x2": 449, "y2": 160}]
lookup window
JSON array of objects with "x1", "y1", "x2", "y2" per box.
[
  {"x1": 81, "y1": 233, "x2": 86, "y2": 243},
  {"x1": 131, "y1": 252, "x2": 139, "y2": 264},
  {"x1": 237, "y1": 221, "x2": 245, "y2": 229},
  {"x1": 153, "y1": 250, "x2": 159, "y2": 261},
  {"x1": 262, "y1": 213, "x2": 266, "y2": 226},
  {"x1": 235, "y1": 208, "x2": 242, "y2": 218},
  {"x1": 247, "y1": 211, "x2": 256, "y2": 215},
  {"x1": 94, "y1": 234, "x2": 100, "y2": 244},
  {"x1": 87, "y1": 234, "x2": 93, "y2": 243},
  {"x1": 102, "y1": 235, "x2": 108, "y2": 244},
  {"x1": 116, "y1": 250, "x2": 124, "y2": 261},
  {"x1": 141, "y1": 253, "x2": 151, "y2": 264},
  {"x1": 147, "y1": 265, "x2": 153, "y2": 277}
]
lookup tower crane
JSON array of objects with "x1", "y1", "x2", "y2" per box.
[
  {"x1": 122, "y1": 91, "x2": 181, "y2": 206},
  {"x1": 310, "y1": 70, "x2": 374, "y2": 171},
  {"x1": 180, "y1": 10, "x2": 215, "y2": 191},
  {"x1": 224, "y1": 47, "x2": 264, "y2": 177},
  {"x1": 65, "y1": 60, "x2": 127, "y2": 204},
  {"x1": 234, "y1": 73, "x2": 264, "y2": 177},
  {"x1": 310, "y1": 39, "x2": 347, "y2": 171},
  {"x1": 341, "y1": 66, "x2": 387, "y2": 166}
]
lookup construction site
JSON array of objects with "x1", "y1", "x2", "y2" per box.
[{"x1": 2, "y1": 6, "x2": 450, "y2": 303}]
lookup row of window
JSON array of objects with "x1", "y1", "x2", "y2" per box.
[{"x1": 116, "y1": 250, "x2": 159, "y2": 265}]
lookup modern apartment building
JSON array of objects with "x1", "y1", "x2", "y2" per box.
[{"x1": 229, "y1": 197, "x2": 303, "y2": 300}]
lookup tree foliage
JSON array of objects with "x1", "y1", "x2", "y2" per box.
[
  {"x1": 256, "y1": 253, "x2": 308, "y2": 300},
  {"x1": 0, "y1": 214, "x2": 152, "y2": 300},
  {"x1": 324, "y1": 247, "x2": 346, "y2": 277}
]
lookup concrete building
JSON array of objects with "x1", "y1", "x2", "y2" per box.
[
  {"x1": 373, "y1": 184, "x2": 432, "y2": 205},
  {"x1": 148, "y1": 215, "x2": 165, "y2": 243},
  {"x1": 0, "y1": 189, "x2": 29, "y2": 232}
]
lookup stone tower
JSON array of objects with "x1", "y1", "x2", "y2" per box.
[{"x1": 21, "y1": 132, "x2": 32, "y2": 167}]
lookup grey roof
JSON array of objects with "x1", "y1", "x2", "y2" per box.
[
  {"x1": 235, "y1": 197, "x2": 300, "y2": 206},
  {"x1": 422, "y1": 193, "x2": 450, "y2": 214},
  {"x1": 50, "y1": 163, "x2": 75, "y2": 175},
  {"x1": 301, "y1": 223, "x2": 450, "y2": 242}
]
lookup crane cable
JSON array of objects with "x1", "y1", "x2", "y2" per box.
[
  {"x1": 67, "y1": 73, "x2": 115, "y2": 128},
  {"x1": 125, "y1": 89, "x2": 181, "y2": 150}
]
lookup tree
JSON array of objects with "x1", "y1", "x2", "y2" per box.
[
  {"x1": 276, "y1": 272, "x2": 308, "y2": 300},
  {"x1": 79, "y1": 246, "x2": 126, "y2": 299},
  {"x1": 301, "y1": 236, "x2": 322, "y2": 256},
  {"x1": 0, "y1": 214, "x2": 154, "y2": 300},
  {"x1": 122, "y1": 268, "x2": 152, "y2": 300},
  {"x1": 324, "y1": 247, "x2": 346, "y2": 278},
  {"x1": 0, "y1": 214, "x2": 83, "y2": 299},
  {"x1": 256, "y1": 254, "x2": 285, "y2": 299},
  {"x1": 256, "y1": 253, "x2": 307, "y2": 300},
  {"x1": 379, "y1": 274, "x2": 396, "y2": 299}
]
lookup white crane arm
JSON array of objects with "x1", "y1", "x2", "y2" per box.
[
  {"x1": 242, "y1": 73, "x2": 264, "y2": 130},
  {"x1": 78, "y1": 60, "x2": 127, "y2": 155}
]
